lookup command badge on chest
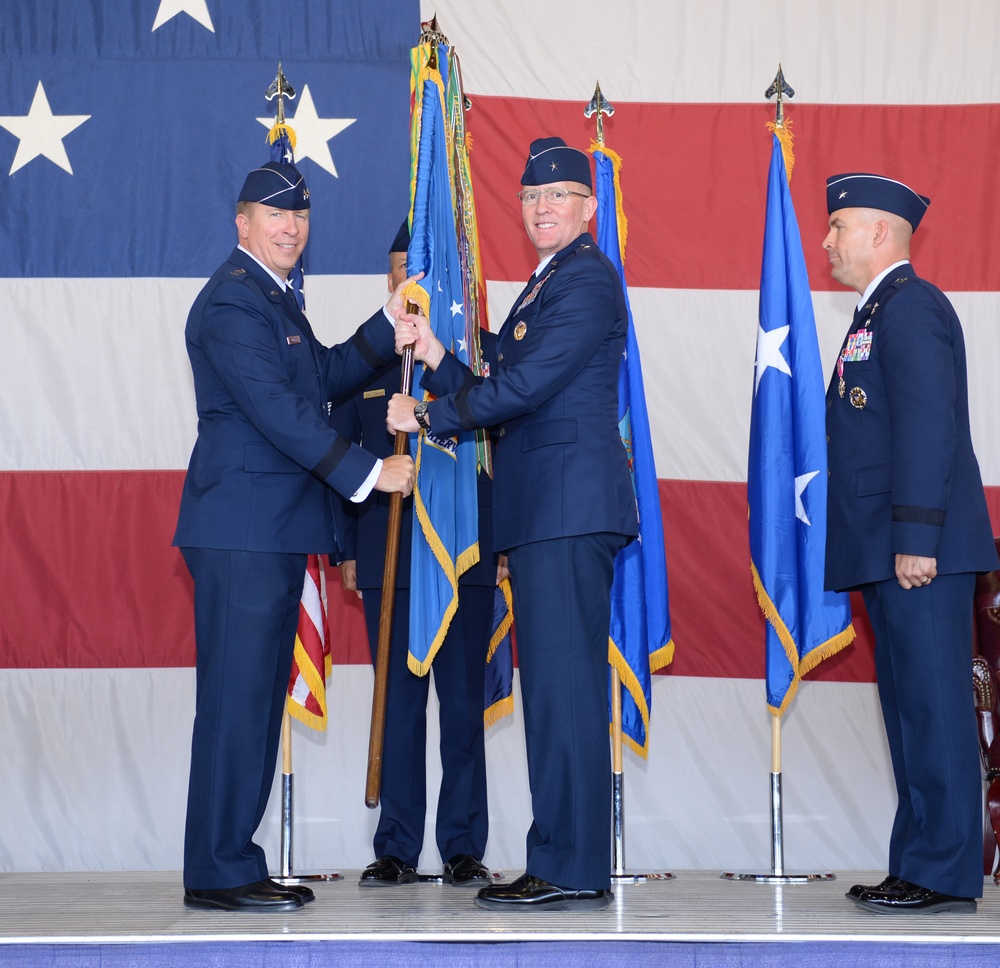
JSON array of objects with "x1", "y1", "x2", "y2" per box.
[
  {"x1": 849, "y1": 386, "x2": 867, "y2": 409},
  {"x1": 513, "y1": 321, "x2": 527, "y2": 341}
]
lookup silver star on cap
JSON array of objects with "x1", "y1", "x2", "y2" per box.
[
  {"x1": 839, "y1": 190, "x2": 848, "y2": 199},
  {"x1": 550, "y1": 161, "x2": 558, "y2": 171}
]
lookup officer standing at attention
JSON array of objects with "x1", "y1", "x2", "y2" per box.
[
  {"x1": 174, "y1": 160, "x2": 415, "y2": 912},
  {"x1": 823, "y1": 172, "x2": 998, "y2": 914},
  {"x1": 388, "y1": 137, "x2": 638, "y2": 911},
  {"x1": 332, "y1": 221, "x2": 497, "y2": 888}
]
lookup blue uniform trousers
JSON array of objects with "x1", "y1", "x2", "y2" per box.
[
  {"x1": 364, "y1": 585, "x2": 491, "y2": 866},
  {"x1": 862, "y1": 572, "x2": 982, "y2": 898},
  {"x1": 508, "y1": 531, "x2": 625, "y2": 891},
  {"x1": 181, "y1": 547, "x2": 306, "y2": 889}
]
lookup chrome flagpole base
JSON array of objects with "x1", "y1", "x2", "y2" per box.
[
  {"x1": 272, "y1": 772, "x2": 342, "y2": 884},
  {"x1": 610, "y1": 770, "x2": 676, "y2": 883},
  {"x1": 719, "y1": 771, "x2": 834, "y2": 884},
  {"x1": 612, "y1": 870, "x2": 676, "y2": 882},
  {"x1": 720, "y1": 870, "x2": 835, "y2": 884},
  {"x1": 272, "y1": 872, "x2": 343, "y2": 884}
]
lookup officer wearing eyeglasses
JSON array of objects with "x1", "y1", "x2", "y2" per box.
[{"x1": 388, "y1": 136, "x2": 637, "y2": 911}]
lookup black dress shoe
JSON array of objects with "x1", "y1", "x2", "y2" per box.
[
  {"x1": 855, "y1": 879, "x2": 977, "y2": 914},
  {"x1": 266, "y1": 878, "x2": 315, "y2": 903},
  {"x1": 846, "y1": 874, "x2": 901, "y2": 900},
  {"x1": 443, "y1": 854, "x2": 491, "y2": 885},
  {"x1": 183, "y1": 879, "x2": 304, "y2": 912},
  {"x1": 475, "y1": 872, "x2": 612, "y2": 911},
  {"x1": 359, "y1": 855, "x2": 419, "y2": 886}
]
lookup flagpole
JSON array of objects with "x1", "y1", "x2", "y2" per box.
[
  {"x1": 272, "y1": 706, "x2": 342, "y2": 885},
  {"x1": 586, "y1": 81, "x2": 673, "y2": 885},
  {"x1": 365, "y1": 344, "x2": 414, "y2": 808},
  {"x1": 722, "y1": 67, "x2": 835, "y2": 885}
]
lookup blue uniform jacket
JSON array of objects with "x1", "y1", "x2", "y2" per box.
[
  {"x1": 173, "y1": 247, "x2": 396, "y2": 554},
  {"x1": 421, "y1": 232, "x2": 638, "y2": 552},
  {"x1": 825, "y1": 263, "x2": 997, "y2": 590}
]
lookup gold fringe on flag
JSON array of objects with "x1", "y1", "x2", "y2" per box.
[
  {"x1": 588, "y1": 141, "x2": 628, "y2": 262},
  {"x1": 765, "y1": 119, "x2": 794, "y2": 184},
  {"x1": 267, "y1": 120, "x2": 297, "y2": 152},
  {"x1": 750, "y1": 557, "x2": 855, "y2": 717}
]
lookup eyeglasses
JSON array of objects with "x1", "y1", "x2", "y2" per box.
[{"x1": 515, "y1": 188, "x2": 591, "y2": 206}]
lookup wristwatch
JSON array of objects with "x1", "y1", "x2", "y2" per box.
[{"x1": 413, "y1": 401, "x2": 431, "y2": 431}]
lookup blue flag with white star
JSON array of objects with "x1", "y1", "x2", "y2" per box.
[
  {"x1": 748, "y1": 130, "x2": 855, "y2": 716},
  {"x1": 403, "y1": 40, "x2": 480, "y2": 674},
  {"x1": 268, "y1": 125, "x2": 307, "y2": 309},
  {"x1": 0, "y1": 1, "x2": 415, "y2": 278}
]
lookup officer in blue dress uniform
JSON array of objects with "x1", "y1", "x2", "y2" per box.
[
  {"x1": 823, "y1": 172, "x2": 998, "y2": 914},
  {"x1": 173, "y1": 161, "x2": 415, "y2": 911},
  {"x1": 388, "y1": 137, "x2": 638, "y2": 911},
  {"x1": 331, "y1": 221, "x2": 497, "y2": 888}
]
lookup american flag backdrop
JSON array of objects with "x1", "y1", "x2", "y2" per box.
[{"x1": 2, "y1": 0, "x2": 999, "y2": 874}]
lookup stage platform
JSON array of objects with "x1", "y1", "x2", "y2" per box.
[{"x1": 2, "y1": 870, "x2": 999, "y2": 966}]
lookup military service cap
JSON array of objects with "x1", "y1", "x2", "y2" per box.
[
  {"x1": 521, "y1": 137, "x2": 592, "y2": 189},
  {"x1": 826, "y1": 172, "x2": 930, "y2": 231},
  {"x1": 238, "y1": 161, "x2": 310, "y2": 210}
]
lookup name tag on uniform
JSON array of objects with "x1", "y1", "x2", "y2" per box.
[
  {"x1": 364, "y1": 388, "x2": 386, "y2": 399},
  {"x1": 286, "y1": 335, "x2": 301, "y2": 345}
]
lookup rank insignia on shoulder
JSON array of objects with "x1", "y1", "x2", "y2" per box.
[
  {"x1": 849, "y1": 386, "x2": 867, "y2": 409},
  {"x1": 513, "y1": 321, "x2": 527, "y2": 341},
  {"x1": 363, "y1": 388, "x2": 386, "y2": 399},
  {"x1": 230, "y1": 268, "x2": 246, "y2": 275},
  {"x1": 286, "y1": 335, "x2": 301, "y2": 345},
  {"x1": 895, "y1": 277, "x2": 909, "y2": 284}
]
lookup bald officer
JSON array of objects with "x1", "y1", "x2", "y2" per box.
[
  {"x1": 389, "y1": 137, "x2": 637, "y2": 911},
  {"x1": 823, "y1": 173, "x2": 998, "y2": 914},
  {"x1": 174, "y1": 161, "x2": 415, "y2": 912}
]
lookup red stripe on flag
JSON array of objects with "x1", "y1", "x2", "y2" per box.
[
  {"x1": 467, "y1": 97, "x2": 1000, "y2": 292},
  {"x1": 3, "y1": 469, "x2": 997, "y2": 679}
]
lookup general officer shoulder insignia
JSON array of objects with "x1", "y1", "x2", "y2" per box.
[
  {"x1": 849, "y1": 386, "x2": 868, "y2": 409},
  {"x1": 230, "y1": 267, "x2": 246, "y2": 276},
  {"x1": 513, "y1": 321, "x2": 527, "y2": 341}
]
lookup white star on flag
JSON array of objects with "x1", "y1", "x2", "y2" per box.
[
  {"x1": 450, "y1": 300, "x2": 463, "y2": 316},
  {"x1": 754, "y1": 323, "x2": 791, "y2": 394},
  {"x1": 152, "y1": 0, "x2": 215, "y2": 32},
  {"x1": 0, "y1": 81, "x2": 90, "y2": 175},
  {"x1": 257, "y1": 85, "x2": 355, "y2": 178},
  {"x1": 794, "y1": 470, "x2": 819, "y2": 525}
]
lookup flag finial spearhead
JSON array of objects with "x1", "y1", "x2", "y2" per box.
[
  {"x1": 419, "y1": 14, "x2": 450, "y2": 70},
  {"x1": 265, "y1": 62, "x2": 296, "y2": 125},
  {"x1": 765, "y1": 64, "x2": 794, "y2": 128},
  {"x1": 584, "y1": 80, "x2": 615, "y2": 146}
]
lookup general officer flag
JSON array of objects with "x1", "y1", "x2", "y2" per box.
[
  {"x1": 402, "y1": 38, "x2": 480, "y2": 675},
  {"x1": 748, "y1": 128, "x2": 855, "y2": 716},
  {"x1": 592, "y1": 144, "x2": 674, "y2": 757}
]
